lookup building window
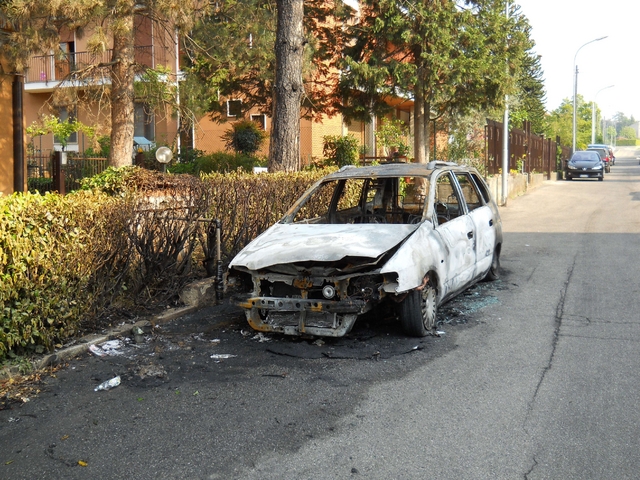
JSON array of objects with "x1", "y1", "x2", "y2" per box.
[
  {"x1": 227, "y1": 99, "x2": 242, "y2": 117},
  {"x1": 250, "y1": 114, "x2": 267, "y2": 130},
  {"x1": 134, "y1": 103, "x2": 155, "y2": 141}
]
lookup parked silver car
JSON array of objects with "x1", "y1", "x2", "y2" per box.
[{"x1": 227, "y1": 162, "x2": 503, "y2": 337}]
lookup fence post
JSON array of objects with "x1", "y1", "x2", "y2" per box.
[{"x1": 52, "y1": 151, "x2": 65, "y2": 194}]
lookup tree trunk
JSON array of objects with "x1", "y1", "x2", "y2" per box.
[
  {"x1": 109, "y1": 10, "x2": 136, "y2": 168},
  {"x1": 269, "y1": 0, "x2": 304, "y2": 172},
  {"x1": 413, "y1": 72, "x2": 426, "y2": 164}
]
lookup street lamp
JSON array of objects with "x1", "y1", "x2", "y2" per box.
[
  {"x1": 591, "y1": 85, "x2": 614, "y2": 144},
  {"x1": 572, "y1": 36, "x2": 607, "y2": 152}
]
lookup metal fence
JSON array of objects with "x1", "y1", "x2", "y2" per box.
[
  {"x1": 27, "y1": 154, "x2": 108, "y2": 193},
  {"x1": 485, "y1": 120, "x2": 572, "y2": 178}
]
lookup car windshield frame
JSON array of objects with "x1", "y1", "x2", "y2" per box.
[
  {"x1": 572, "y1": 151, "x2": 601, "y2": 162},
  {"x1": 281, "y1": 175, "x2": 431, "y2": 225}
]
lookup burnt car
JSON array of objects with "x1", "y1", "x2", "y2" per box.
[
  {"x1": 566, "y1": 150, "x2": 605, "y2": 180},
  {"x1": 227, "y1": 162, "x2": 503, "y2": 338}
]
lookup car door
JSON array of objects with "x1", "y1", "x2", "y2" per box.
[
  {"x1": 433, "y1": 171, "x2": 477, "y2": 298},
  {"x1": 454, "y1": 172, "x2": 496, "y2": 279}
]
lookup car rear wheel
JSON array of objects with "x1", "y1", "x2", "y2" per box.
[{"x1": 398, "y1": 278, "x2": 437, "y2": 337}]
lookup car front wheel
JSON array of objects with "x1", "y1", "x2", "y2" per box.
[{"x1": 398, "y1": 278, "x2": 437, "y2": 337}]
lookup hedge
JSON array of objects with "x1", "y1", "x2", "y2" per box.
[{"x1": 0, "y1": 167, "x2": 335, "y2": 359}]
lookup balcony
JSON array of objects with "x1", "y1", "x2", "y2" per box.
[{"x1": 25, "y1": 45, "x2": 155, "y2": 92}]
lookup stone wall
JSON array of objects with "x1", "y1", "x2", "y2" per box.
[{"x1": 486, "y1": 172, "x2": 548, "y2": 206}]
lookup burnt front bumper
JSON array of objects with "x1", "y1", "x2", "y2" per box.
[{"x1": 233, "y1": 295, "x2": 369, "y2": 337}]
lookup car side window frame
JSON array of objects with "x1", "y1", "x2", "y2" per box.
[{"x1": 432, "y1": 171, "x2": 469, "y2": 226}]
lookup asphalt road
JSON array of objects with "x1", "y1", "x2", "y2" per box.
[{"x1": 1, "y1": 147, "x2": 640, "y2": 479}]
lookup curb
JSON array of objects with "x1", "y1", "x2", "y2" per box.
[{"x1": 0, "y1": 304, "x2": 201, "y2": 380}]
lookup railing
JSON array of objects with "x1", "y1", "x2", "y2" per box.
[
  {"x1": 26, "y1": 46, "x2": 154, "y2": 84},
  {"x1": 27, "y1": 154, "x2": 109, "y2": 193}
]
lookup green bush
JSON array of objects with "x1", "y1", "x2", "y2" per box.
[
  {"x1": 195, "y1": 152, "x2": 266, "y2": 174},
  {"x1": 323, "y1": 134, "x2": 360, "y2": 167},
  {"x1": 222, "y1": 120, "x2": 267, "y2": 155},
  {"x1": 0, "y1": 192, "x2": 111, "y2": 356},
  {"x1": 80, "y1": 165, "x2": 140, "y2": 195}
]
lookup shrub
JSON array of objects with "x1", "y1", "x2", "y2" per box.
[
  {"x1": 322, "y1": 134, "x2": 360, "y2": 167},
  {"x1": 195, "y1": 152, "x2": 266, "y2": 174},
  {"x1": 222, "y1": 120, "x2": 267, "y2": 155},
  {"x1": 1, "y1": 167, "x2": 339, "y2": 360},
  {"x1": 0, "y1": 192, "x2": 111, "y2": 356}
]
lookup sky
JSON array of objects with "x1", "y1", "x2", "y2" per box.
[{"x1": 515, "y1": 0, "x2": 640, "y2": 120}]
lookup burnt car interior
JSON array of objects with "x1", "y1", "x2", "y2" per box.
[{"x1": 291, "y1": 176, "x2": 429, "y2": 225}]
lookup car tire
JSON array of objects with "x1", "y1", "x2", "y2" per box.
[
  {"x1": 566, "y1": 175, "x2": 572, "y2": 181},
  {"x1": 484, "y1": 247, "x2": 501, "y2": 281},
  {"x1": 598, "y1": 176, "x2": 604, "y2": 181},
  {"x1": 398, "y1": 279, "x2": 437, "y2": 337}
]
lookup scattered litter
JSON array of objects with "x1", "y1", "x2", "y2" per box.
[
  {"x1": 210, "y1": 354, "x2": 237, "y2": 360},
  {"x1": 436, "y1": 331, "x2": 445, "y2": 336},
  {"x1": 210, "y1": 339, "x2": 221, "y2": 345},
  {"x1": 7, "y1": 417, "x2": 20, "y2": 423},
  {"x1": 251, "y1": 333, "x2": 272, "y2": 343},
  {"x1": 78, "y1": 460, "x2": 88, "y2": 467},
  {"x1": 89, "y1": 340, "x2": 125, "y2": 357},
  {"x1": 88, "y1": 345, "x2": 106, "y2": 357},
  {"x1": 313, "y1": 339, "x2": 325, "y2": 346},
  {"x1": 240, "y1": 329, "x2": 252, "y2": 337},
  {"x1": 94, "y1": 376, "x2": 121, "y2": 392}
]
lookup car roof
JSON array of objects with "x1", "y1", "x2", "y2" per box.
[{"x1": 325, "y1": 161, "x2": 472, "y2": 179}]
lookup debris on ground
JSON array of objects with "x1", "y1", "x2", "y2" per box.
[
  {"x1": 210, "y1": 354, "x2": 237, "y2": 361},
  {"x1": 94, "y1": 376, "x2": 121, "y2": 392},
  {"x1": 251, "y1": 333, "x2": 271, "y2": 343},
  {"x1": 89, "y1": 340, "x2": 126, "y2": 357}
]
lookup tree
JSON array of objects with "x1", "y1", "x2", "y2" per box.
[
  {"x1": 338, "y1": 0, "x2": 531, "y2": 163},
  {"x1": 184, "y1": 0, "x2": 278, "y2": 122},
  {"x1": 547, "y1": 95, "x2": 592, "y2": 149},
  {"x1": 0, "y1": 0, "x2": 209, "y2": 167},
  {"x1": 509, "y1": 50, "x2": 547, "y2": 136},
  {"x1": 620, "y1": 126, "x2": 637, "y2": 140}
]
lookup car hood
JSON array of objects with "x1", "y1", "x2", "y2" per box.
[{"x1": 229, "y1": 223, "x2": 419, "y2": 271}]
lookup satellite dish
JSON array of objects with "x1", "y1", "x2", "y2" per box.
[{"x1": 155, "y1": 146, "x2": 173, "y2": 164}]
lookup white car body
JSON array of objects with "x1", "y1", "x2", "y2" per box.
[{"x1": 228, "y1": 162, "x2": 503, "y2": 337}]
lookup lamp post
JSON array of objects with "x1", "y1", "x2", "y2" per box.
[
  {"x1": 572, "y1": 36, "x2": 607, "y2": 153},
  {"x1": 591, "y1": 85, "x2": 614, "y2": 144},
  {"x1": 501, "y1": 0, "x2": 509, "y2": 206}
]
